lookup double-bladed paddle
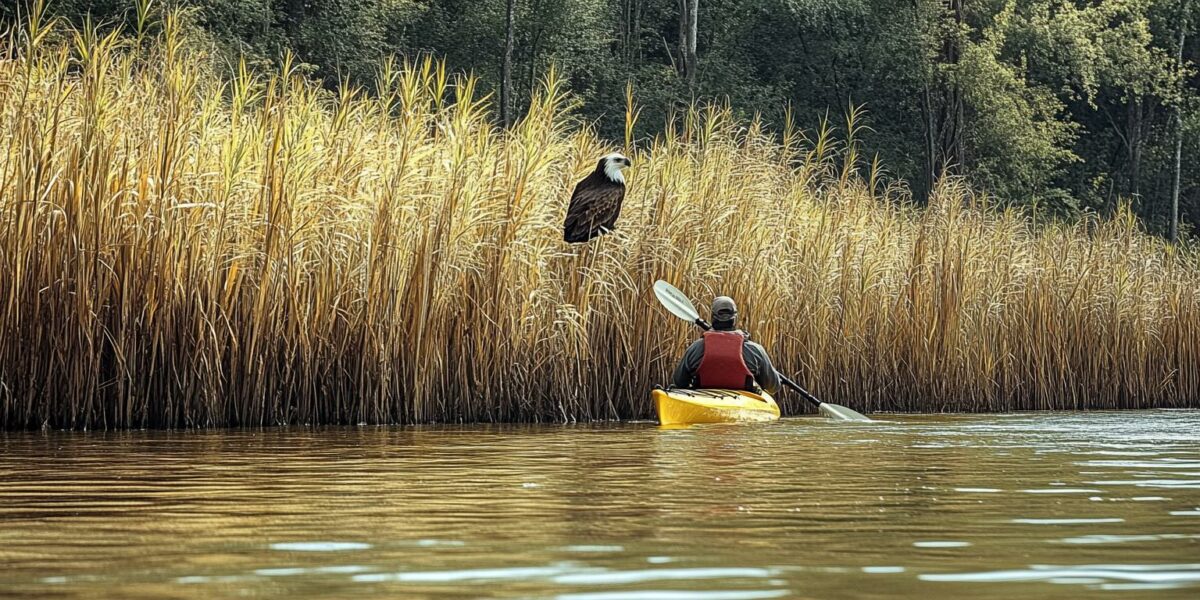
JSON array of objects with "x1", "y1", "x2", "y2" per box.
[{"x1": 652, "y1": 280, "x2": 871, "y2": 422}]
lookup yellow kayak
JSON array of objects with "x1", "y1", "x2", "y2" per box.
[{"x1": 652, "y1": 388, "x2": 781, "y2": 425}]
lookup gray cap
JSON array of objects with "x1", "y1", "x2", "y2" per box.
[{"x1": 712, "y1": 296, "x2": 738, "y2": 321}]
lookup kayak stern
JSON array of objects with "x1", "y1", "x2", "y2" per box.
[{"x1": 652, "y1": 388, "x2": 780, "y2": 425}]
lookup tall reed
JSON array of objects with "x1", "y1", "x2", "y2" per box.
[{"x1": 2, "y1": 9, "x2": 1199, "y2": 429}]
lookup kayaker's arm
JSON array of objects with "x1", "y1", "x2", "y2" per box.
[
  {"x1": 745, "y1": 341, "x2": 781, "y2": 396},
  {"x1": 671, "y1": 339, "x2": 705, "y2": 388}
]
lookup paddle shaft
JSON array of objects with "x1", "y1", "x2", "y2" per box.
[
  {"x1": 691, "y1": 318, "x2": 825, "y2": 410},
  {"x1": 779, "y1": 374, "x2": 823, "y2": 409}
]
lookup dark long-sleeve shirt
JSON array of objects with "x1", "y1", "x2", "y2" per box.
[{"x1": 671, "y1": 334, "x2": 781, "y2": 396}]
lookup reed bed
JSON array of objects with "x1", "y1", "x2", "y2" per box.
[{"x1": 2, "y1": 12, "x2": 1199, "y2": 429}]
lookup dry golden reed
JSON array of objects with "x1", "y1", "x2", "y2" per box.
[{"x1": 2, "y1": 9, "x2": 1199, "y2": 428}]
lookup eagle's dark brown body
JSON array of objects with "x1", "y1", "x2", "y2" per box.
[{"x1": 563, "y1": 155, "x2": 629, "y2": 243}]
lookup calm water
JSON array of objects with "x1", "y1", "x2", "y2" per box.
[{"x1": 2, "y1": 412, "x2": 1199, "y2": 599}]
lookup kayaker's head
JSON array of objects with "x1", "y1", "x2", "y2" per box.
[{"x1": 711, "y1": 296, "x2": 738, "y2": 331}]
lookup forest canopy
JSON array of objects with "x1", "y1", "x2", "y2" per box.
[{"x1": 4, "y1": 0, "x2": 1197, "y2": 236}]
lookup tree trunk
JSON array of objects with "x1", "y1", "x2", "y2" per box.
[
  {"x1": 1128, "y1": 96, "x2": 1143, "y2": 200},
  {"x1": 677, "y1": 0, "x2": 698, "y2": 85},
  {"x1": 633, "y1": 0, "x2": 642, "y2": 64},
  {"x1": 686, "y1": 0, "x2": 698, "y2": 88},
  {"x1": 621, "y1": 0, "x2": 643, "y2": 66},
  {"x1": 943, "y1": 0, "x2": 964, "y2": 170},
  {"x1": 501, "y1": 0, "x2": 515, "y2": 128},
  {"x1": 621, "y1": 0, "x2": 638, "y2": 65},
  {"x1": 677, "y1": 0, "x2": 687, "y2": 77},
  {"x1": 922, "y1": 82, "x2": 937, "y2": 201},
  {"x1": 1172, "y1": 6, "x2": 1189, "y2": 242},
  {"x1": 1172, "y1": 102, "x2": 1183, "y2": 242},
  {"x1": 918, "y1": 0, "x2": 964, "y2": 201}
]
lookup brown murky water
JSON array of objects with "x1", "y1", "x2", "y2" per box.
[{"x1": 2, "y1": 412, "x2": 1199, "y2": 599}]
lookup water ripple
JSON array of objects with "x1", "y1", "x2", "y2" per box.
[
  {"x1": 2, "y1": 411, "x2": 1198, "y2": 599},
  {"x1": 920, "y1": 563, "x2": 1200, "y2": 586}
]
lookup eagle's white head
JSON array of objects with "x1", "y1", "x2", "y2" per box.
[{"x1": 600, "y1": 152, "x2": 632, "y2": 184}]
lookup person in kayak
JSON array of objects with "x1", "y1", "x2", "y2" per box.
[{"x1": 671, "y1": 296, "x2": 781, "y2": 395}]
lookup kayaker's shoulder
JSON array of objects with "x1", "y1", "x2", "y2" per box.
[{"x1": 743, "y1": 340, "x2": 772, "y2": 359}]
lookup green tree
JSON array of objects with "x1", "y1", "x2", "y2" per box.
[{"x1": 6, "y1": 0, "x2": 1198, "y2": 235}]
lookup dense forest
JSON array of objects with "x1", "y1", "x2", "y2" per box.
[{"x1": 4, "y1": 0, "x2": 1197, "y2": 235}]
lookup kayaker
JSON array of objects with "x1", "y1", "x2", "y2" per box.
[{"x1": 671, "y1": 296, "x2": 781, "y2": 395}]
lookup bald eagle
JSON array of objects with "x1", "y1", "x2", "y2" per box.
[{"x1": 563, "y1": 152, "x2": 631, "y2": 243}]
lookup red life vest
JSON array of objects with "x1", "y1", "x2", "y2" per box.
[{"x1": 696, "y1": 330, "x2": 755, "y2": 390}]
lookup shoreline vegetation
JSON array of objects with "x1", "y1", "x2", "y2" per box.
[{"x1": 2, "y1": 13, "x2": 1200, "y2": 430}]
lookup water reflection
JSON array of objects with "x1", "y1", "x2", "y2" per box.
[
  {"x1": 1, "y1": 411, "x2": 1199, "y2": 599},
  {"x1": 919, "y1": 563, "x2": 1200, "y2": 587}
]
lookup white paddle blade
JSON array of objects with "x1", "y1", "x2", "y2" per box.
[
  {"x1": 818, "y1": 403, "x2": 872, "y2": 422},
  {"x1": 653, "y1": 280, "x2": 701, "y2": 323}
]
